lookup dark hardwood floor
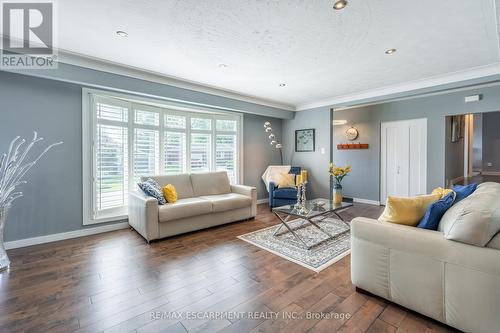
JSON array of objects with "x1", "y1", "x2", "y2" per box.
[
  {"x1": 1, "y1": 203, "x2": 458, "y2": 333},
  {"x1": 456, "y1": 174, "x2": 500, "y2": 186}
]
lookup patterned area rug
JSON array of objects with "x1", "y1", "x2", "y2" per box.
[{"x1": 238, "y1": 218, "x2": 350, "y2": 272}]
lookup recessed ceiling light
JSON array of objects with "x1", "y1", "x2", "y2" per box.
[
  {"x1": 333, "y1": 0, "x2": 348, "y2": 10},
  {"x1": 116, "y1": 31, "x2": 128, "y2": 38},
  {"x1": 385, "y1": 48, "x2": 397, "y2": 55},
  {"x1": 218, "y1": 63, "x2": 228, "y2": 68},
  {"x1": 279, "y1": 83, "x2": 286, "y2": 87}
]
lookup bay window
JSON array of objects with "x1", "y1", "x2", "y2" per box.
[{"x1": 83, "y1": 90, "x2": 242, "y2": 224}]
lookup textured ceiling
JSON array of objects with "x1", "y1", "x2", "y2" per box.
[{"x1": 57, "y1": 0, "x2": 500, "y2": 109}]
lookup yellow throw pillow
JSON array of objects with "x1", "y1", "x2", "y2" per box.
[
  {"x1": 431, "y1": 187, "x2": 454, "y2": 199},
  {"x1": 162, "y1": 184, "x2": 178, "y2": 203},
  {"x1": 378, "y1": 194, "x2": 441, "y2": 226},
  {"x1": 276, "y1": 173, "x2": 296, "y2": 188}
]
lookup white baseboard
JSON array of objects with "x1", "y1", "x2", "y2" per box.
[
  {"x1": 482, "y1": 171, "x2": 500, "y2": 176},
  {"x1": 257, "y1": 198, "x2": 269, "y2": 204},
  {"x1": 354, "y1": 198, "x2": 381, "y2": 206},
  {"x1": 5, "y1": 222, "x2": 130, "y2": 250}
]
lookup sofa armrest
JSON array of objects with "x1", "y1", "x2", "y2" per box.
[
  {"x1": 128, "y1": 191, "x2": 159, "y2": 242},
  {"x1": 268, "y1": 181, "x2": 277, "y2": 208},
  {"x1": 231, "y1": 184, "x2": 257, "y2": 217},
  {"x1": 351, "y1": 217, "x2": 500, "y2": 276},
  {"x1": 351, "y1": 217, "x2": 500, "y2": 332}
]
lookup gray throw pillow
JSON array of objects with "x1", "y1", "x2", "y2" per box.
[{"x1": 138, "y1": 178, "x2": 166, "y2": 205}]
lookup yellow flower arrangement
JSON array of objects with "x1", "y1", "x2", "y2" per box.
[{"x1": 329, "y1": 163, "x2": 352, "y2": 185}]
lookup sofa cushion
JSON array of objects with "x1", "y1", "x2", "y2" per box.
[
  {"x1": 141, "y1": 174, "x2": 194, "y2": 199},
  {"x1": 191, "y1": 171, "x2": 231, "y2": 196},
  {"x1": 162, "y1": 184, "x2": 178, "y2": 203},
  {"x1": 137, "y1": 178, "x2": 167, "y2": 205},
  {"x1": 378, "y1": 194, "x2": 441, "y2": 226},
  {"x1": 273, "y1": 187, "x2": 297, "y2": 199},
  {"x1": 276, "y1": 173, "x2": 296, "y2": 188},
  {"x1": 439, "y1": 183, "x2": 500, "y2": 246},
  {"x1": 158, "y1": 197, "x2": 212, "y2": 222},
  {"x1": 200, "y1": 193, "x2": 252, "y2": 213},
  {"x1": 452, "y1": 183, "x2": 477, "y2": 203},
  {"x1": 486, "y1": 232, "x2": 500, "y2": 250},
  {"x1": 417, "y1": 192, "x2": 455, "y2": 230}
]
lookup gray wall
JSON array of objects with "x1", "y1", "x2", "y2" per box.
[
  {"x1": 332, "y1": 107, "x2": 380, "y2": 201},
  {"x1": 482, "y1": 111, "x2": 500, "y2": 172},
  {"x1": 332, "y1": 85, "x2": 500, "y2": 202},
  {"x1": 282, "y1": 107, "x2": 331, "y2": 199},
  {"x1": 6, "y1": 63, "x2": 294, "y2": 120},
  {"x1": 0, "y1": 70, "x2": 283, "y2": 242},
  {"x1": 444, "y1": 116, "x2": 465, "y2": 184},
  {"x1": 243, "y1": 114, "x2": 283, "y2": 199}
]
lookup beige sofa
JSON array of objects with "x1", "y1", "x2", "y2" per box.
[
  {"x1": 351, "y1": 182, "x2": 500, "y2": 333},
  {"x1": 128, "y1": 171, "x2": 256, "y2": 242}
]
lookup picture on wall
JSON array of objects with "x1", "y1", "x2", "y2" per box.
[
  {"x1": 295, "y1": 128, "x2": 315, "y2": 152},
  {"x1": 451, "y1": 115, "x2": 464, "y2": 143}
]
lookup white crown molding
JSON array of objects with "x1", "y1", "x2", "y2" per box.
[
  {"x1": 333, "y1": 80, "x2": 500, "y2": 112},
  {"x1": 57, "y1": 50, "x2": 296, "y2": 111},
  {"x1": 4, "y1": 222, "x2": 129, "y2": 250},
  {"x1": 296, "y1": 62, "x2": 500, "y2": 111}
]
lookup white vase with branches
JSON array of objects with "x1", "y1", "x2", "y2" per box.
[{"x1": 0, "y1": 132, "x2": 62, "y2": 271}]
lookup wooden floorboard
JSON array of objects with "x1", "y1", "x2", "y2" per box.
[{"x1": 1, "y1": 203, "x2": 459, "y2": 333}]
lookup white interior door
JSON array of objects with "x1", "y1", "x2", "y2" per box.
[{"x1": 381, "y1": 118, "x2": 427, "y2": 204}]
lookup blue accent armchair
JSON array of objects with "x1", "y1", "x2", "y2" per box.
[{"x1": 269, "y1": 166, "x2": 301, "y2": 209}]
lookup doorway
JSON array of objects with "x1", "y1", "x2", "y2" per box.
[
  {"x1": 446, "y1": 112, "x2": 500, "y2": 186},
  {"x1": 380, "y1": 118, "x2": 427, "y2": 204}
]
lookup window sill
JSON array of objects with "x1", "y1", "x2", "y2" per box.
[{"x1": 84, "y1": 214, "x2": 128, "y2": 226}]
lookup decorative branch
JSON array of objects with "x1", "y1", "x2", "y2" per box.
[
  {"x1": 0, "y1": 132, "x2": 62, "y2": 207},
  {"x1": 263, "y1": 121, "x2": 284, "y2": 165}
]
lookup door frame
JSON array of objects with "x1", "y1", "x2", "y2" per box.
[{"x1": 380, "y1": 118, "x2": 427, "y2": 204}]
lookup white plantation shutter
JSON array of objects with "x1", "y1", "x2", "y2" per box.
[
  {"x1": 215, "y1": 119, "x2": 238, "y2": 183},
  {"x1": 216, "y1": 134, "x2": 237, "y2": 183},
  {"x1": 96, "y1": 124, "x2": 128, "y2": 213},
  {"x1": 190, "y1": 133, "x2": 211, "y2": 172},
  {"x1": 164, "y1": 131, "x2": 186, "y2": 174},
  {"x1": 94, "y1": 98, "x2": 129, "y2": 218},
  {"x1": 88, "y1": 93, "x2": 242, "y2": 222},
  {"x1": 133, "y1": 128, "x2": 159, "y2": 181}
]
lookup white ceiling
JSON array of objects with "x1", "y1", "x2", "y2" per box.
[{"x1": 57, "y1": 0, "x2": 500, "y2": 110}]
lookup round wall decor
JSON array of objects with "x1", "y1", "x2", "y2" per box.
[{"x1": 345, "y1": 127, "x2": 359, "y2": 141}]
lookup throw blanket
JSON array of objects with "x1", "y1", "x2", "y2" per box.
[{"x1": 261, "y1": 165, "x2": 291, "y2": 192}]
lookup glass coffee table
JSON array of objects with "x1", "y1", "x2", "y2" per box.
[{"x1": 272, "y1": 198, "x2": 353, "y2": 250}]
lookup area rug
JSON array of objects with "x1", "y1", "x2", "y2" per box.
[{"x1": 237, "y1": 218, "x2": 350, "y2": 273}]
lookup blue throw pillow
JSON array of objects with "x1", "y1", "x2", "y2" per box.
[
  {"x1": 138, "y1": 178, "x2": 166, "y2": 205},
  {"x1": 452, "y1": 183, "x2": 477, "y2": 203},
  {"x1": 417, "y1": 192, "x2": 455, "y2": 230}
]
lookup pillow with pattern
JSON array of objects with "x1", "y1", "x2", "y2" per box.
[{"x1": 138, "y1": 178, "x2": 166, "y2": 205}]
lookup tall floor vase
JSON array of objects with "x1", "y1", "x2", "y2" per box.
[{"x1": 0, "y1": 205, "x2": 10, "y2": 271}]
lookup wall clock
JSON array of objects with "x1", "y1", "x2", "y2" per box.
[{"x1": 345, "y1": 127, "x2": 359, "y2": 141}]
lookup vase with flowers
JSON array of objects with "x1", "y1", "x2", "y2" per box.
[{"x1": 329, "y1": 163, "x2": 352, "y2": 204}]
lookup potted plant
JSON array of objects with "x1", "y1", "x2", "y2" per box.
[{"x1": 329, "y1": 163, "x2": 352, "y2": 204}]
